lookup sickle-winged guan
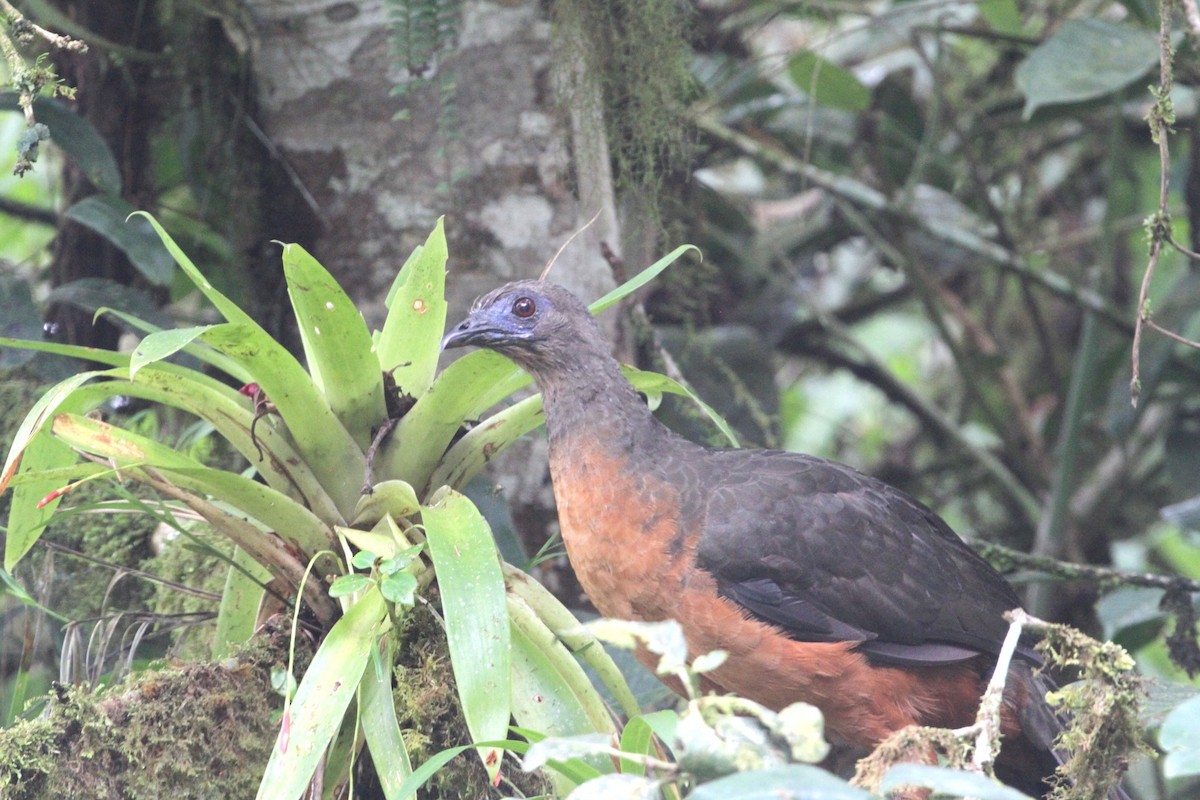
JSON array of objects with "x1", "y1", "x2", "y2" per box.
[{"x1": 442, "y1": 279, "x2": 1126, "y2": 798}]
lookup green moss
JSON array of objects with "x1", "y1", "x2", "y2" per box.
[
  {"x1": 391, "y1": 600, "x2": 550, "y2": 799},
  {"x1": 0, "y1": 623, "x2": 301, "y2": 800},
  {"x1": 551, "y1": 0, "x2": 697, "y2": 197},
  {"x1": 144, "y1": 524, "x2": 230, "y2": 659}
]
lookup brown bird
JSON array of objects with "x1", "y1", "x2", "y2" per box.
[{"x1": 442, "y1": 280, "x2": 1125, "y2": 798}]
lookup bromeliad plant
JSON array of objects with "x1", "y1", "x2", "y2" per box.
[{"x1": 0, "y1": 215, "x2": 726, "y2": 798}]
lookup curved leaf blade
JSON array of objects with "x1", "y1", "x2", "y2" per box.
[
  {"x1": 283, "y1": 242, "x2": 386, "y2": 447},
  {"x1": 422, "y1": 488, "x2": 511, "y2": 783},
  {"x1": 199, "y1": 322, "x2": 365, "y2": 517},
  {"x1": 64, "y1": 196, "x2": 176, "y2": 285},
  {"x1": 588, "y1": 244, "x2": 700, "y2": 315},
  {"x1": 50, "y1": 413, "x2": 333, "y2": 556},
  {"x1": 256, "y1": 587, "x2": 388, "y2": 800},
  {"x1": 377, "y1": 218, "x2": 449, "y2": 397},
  {"x1": 131, "y1": 211, "x2": 257, "y2": 326}
]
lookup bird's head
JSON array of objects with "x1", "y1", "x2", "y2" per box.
[{"x1": 442, "y1": 280, "x2": 606, "y2": 376}]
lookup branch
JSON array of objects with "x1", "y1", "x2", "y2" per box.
[
  {"x1": 0, "y1": 0, "x2": 87, "y2": 52},
  {"x1": 694, "y1": 112, "x2": 1132, "y2": 335},
  {"x1": 1132, "y1": 2, "x2": 1193, "y2": 405},
  {"x1": 0, "y1": 195, "x2": 56, "y2": 225},
  {"x1": 966, "y1": 609, "x2": 1027, "y2": 772},
  {"x1": 974, "y1": 539, "x2": 1200, "y2": 594},
  {"x1": 786, "y1": 308, "x2": 1042, "y2": 525}
]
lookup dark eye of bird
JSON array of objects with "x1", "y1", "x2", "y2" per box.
[{"x1": 512, "y1": 297, "x2": 536, "y2": 318}]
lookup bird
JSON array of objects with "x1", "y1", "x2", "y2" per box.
[{"x1": 442, "y1": 279, "x2": 1126, "y2": 798}]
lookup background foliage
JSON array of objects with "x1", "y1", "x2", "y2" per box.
[{"x1": 2, "y1": 0, "x2": 1200, "y2": 798}]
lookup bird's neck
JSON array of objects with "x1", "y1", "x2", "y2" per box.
[{"x1": 537, "y1": 352, "x2": 666, "y2": 457}]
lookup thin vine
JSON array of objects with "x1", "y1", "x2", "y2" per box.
[{"x1": 0, "y1": 0, "x2": 86, "y2": 176}]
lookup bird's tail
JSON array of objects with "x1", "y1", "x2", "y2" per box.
[{"x1": 1008, "y1": 662, "x2": 1132, "y2": 800}]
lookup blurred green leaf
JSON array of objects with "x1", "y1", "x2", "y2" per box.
[
  {"x1": 0, "y1": 93, "x2": 120, "y2": 193},
  {"x1": 0, "y1": 274, "x2": 40, "y2": 369},
  {"x1": 978, "y1": 0, "x2": 1022, "y2": 35},
  {"x1": 1015, "y1": 19, "x2": 1159, "y2": 118},
  {"x1": 689, "y1": 765, "x2": 869, "y2": 800},
  {"x1": 881, "y1": 765, "x2": 1034, "y2": 799},
  {"x1": 64, "y1": 196, "x2": 176, "y2": 285},
  {"x1": 47, "y1": 278, "x2": 176, "y2": 337},
  {"x1": 787, "y1": 51, "x2": 870, "y2": 112},
  {"x1": 1161, "y1": 695, "x2": 1200, "y2": 778}
]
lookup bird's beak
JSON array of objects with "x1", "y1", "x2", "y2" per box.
[
  {"x1": 442, "y1": 308, "x2": 510, "y2": 351},
  {"x1": 441, "y1": 316, "x2": 483, "y2": 351}
]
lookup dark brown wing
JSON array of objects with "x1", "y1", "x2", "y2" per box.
[{"x1": 685, "y1": 447, "x2": 1032, "y2": 666}]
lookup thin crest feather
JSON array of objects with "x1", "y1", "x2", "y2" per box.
[{"x1": 540, "y1": 209, "x2": 603, "y2": 281}]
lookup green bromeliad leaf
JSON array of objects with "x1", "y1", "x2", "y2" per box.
[
  {"x1": 422, "y1": 486, "x2": 511, "y2": 784},
  {"x1": 284, "y1": 242, "x2": 386, "y2": 449},
  {"x1": 377, "y1": 218, "x2": 449, "y2": 398}
]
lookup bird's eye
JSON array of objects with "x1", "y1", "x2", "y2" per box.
[{"x1": 512, "y1": 297, "x2": 537, "y2": 319}]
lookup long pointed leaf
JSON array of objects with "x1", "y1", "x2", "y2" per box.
[
  {"x1": 1, "y1": 369, "x2": 108, "y2": 495},
  {"x1": 380, "y1": 350, "x2": 529, "y2": 495},
  {"x1": 376, "y1": 219, "x2": 448, "y2": 397},
  {"x1": 131, "y1": 211, "x2": 257, "y2": 327},
  {"x1": 508, "y1": 591, "x2": 617, "y2": 737},
  {"x1": 256, "y1": 587, "x2": 388, "y2": 800},
  {"x1": 129, "y1": 325, "x2": 216, "y2": 380},
  {"x1": 199, "y1": 323, "x2": 365, "y2": 516},
  {"x1": 428, "y1": 394, "x2": 544, "y2": 490},
  {"x1": 588, "y1": 245, "x2": 699, "y2": 314},
  {"x1": 361, "y1": 636, "x2": 415, "y2": 800},
  {"x1": 503, "y1": 563, "x2": 640, "y2": 720},
  {"x1": 96, "y1": 307, "x2": 250, "y2": 381},
  {"x1": 51, "y1": 414, "x2": 333, "y2": 557},
  {"x1": 421, "y1": 488, "x2": 511, "y2": 783},
  {"x1": 4, "y1": 432, "x2": 79, "y2": 570},
  {"x1": 213, "y1": 546, "x2": 272, "y2": 658},
  {"x1": 284, "y1": 243, "x2": 386, "y2": 447}
]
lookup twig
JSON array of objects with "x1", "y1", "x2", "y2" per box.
[
  {"x1": 1132, "y1": 2, "x2": 1189, "y2": 405},
  {"x1": 974, "y1": 539, "x2": 1200, "y2": 594},
  {"x1": 966, "y1": 609, "x2": 1027, "y2": 771},
  {"x1": 0, "y1": 0, "x2": 87, "y2": 52},
  {"x1": 695, "y1": 112, "x2": 1132, "y2": 334},
  {"x1": 808, "y1": 308, "x2": 1042, "y2": 525}
]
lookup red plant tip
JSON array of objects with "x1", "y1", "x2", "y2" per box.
[
  {"x1": 37, "y1": 486, "x2": 69, "y2": 508},
  {"x1": 491, "y1": 769, "x2": 502, "y2": 788},
  {"x1": 239, "y1": 382, "x2": 260, "y2": 397},
  {"x1": 279, "y1": 709, "x2": 290, "y2": 753}
]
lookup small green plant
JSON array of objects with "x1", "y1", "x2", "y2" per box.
[{"x1": 0, "y1": 214, "x2": 715, "y2": 796}]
